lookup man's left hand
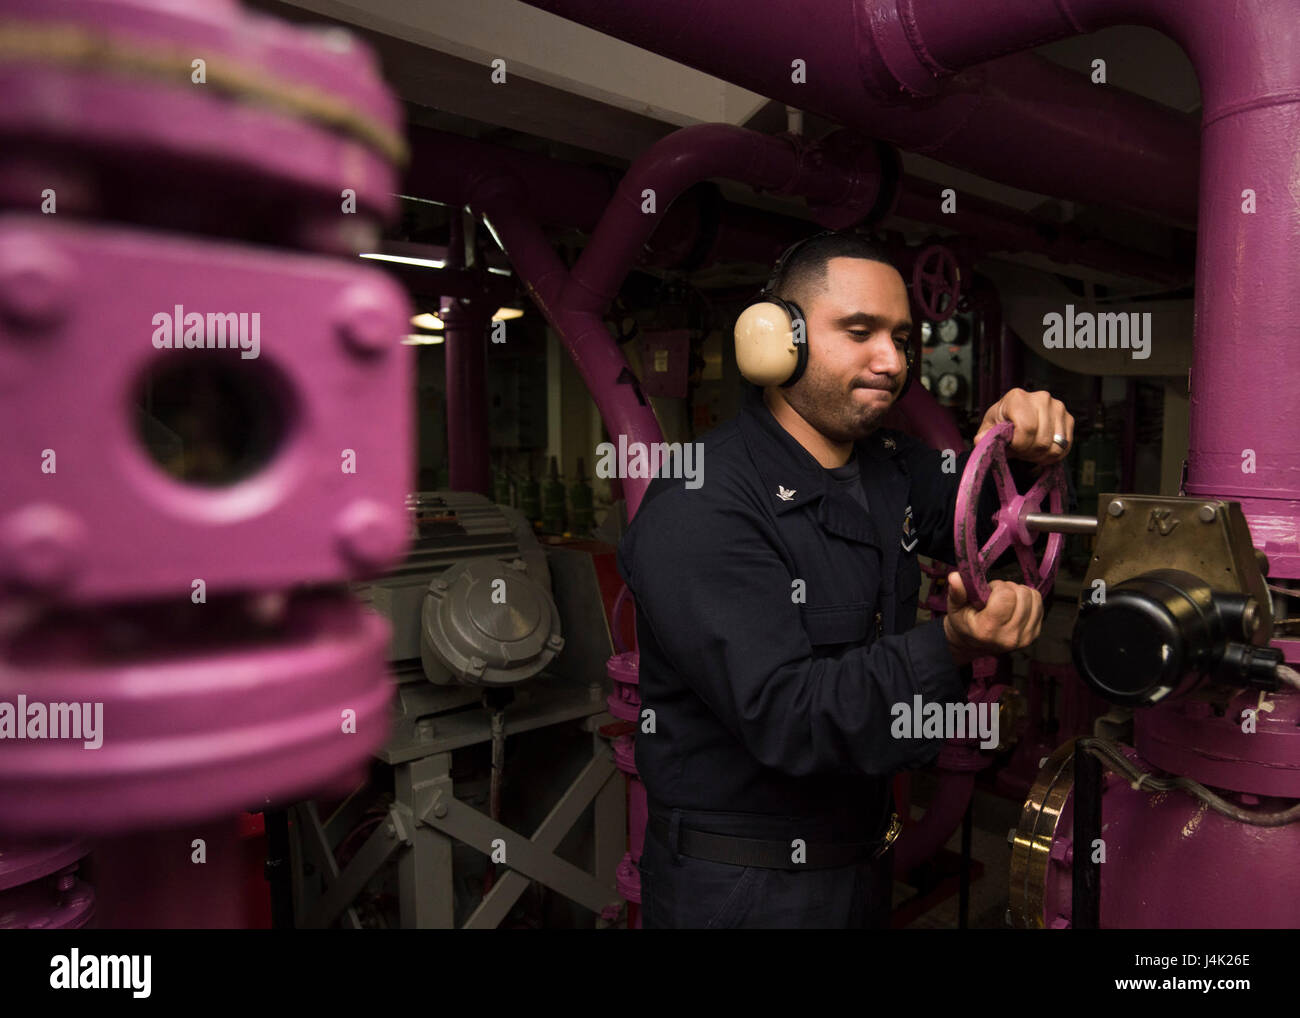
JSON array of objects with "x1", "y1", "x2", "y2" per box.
[{"x1": 974, "y1": 387, "x2": 1074, "y2": 465}]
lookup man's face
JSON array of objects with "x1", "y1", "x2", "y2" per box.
[{"x1": 782, "y1": 256, "x2": 912, "y2": 443}]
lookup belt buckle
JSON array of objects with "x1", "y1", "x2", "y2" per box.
[{"x1": 872, "y1": 812, "x2": 902, "y2": 860}]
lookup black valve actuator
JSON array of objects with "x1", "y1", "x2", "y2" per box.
[{"x1": 1072, "y1": 568, "x2": 1279, "y2": 706}]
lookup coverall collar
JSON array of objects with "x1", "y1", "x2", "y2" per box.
[{"x1": 737, "y1": 384, "x2": 900, "y2": 519}]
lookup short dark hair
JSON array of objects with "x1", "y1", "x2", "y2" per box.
[{"x1": 772, "y1": 232, "x2": 899, "y2": 312}]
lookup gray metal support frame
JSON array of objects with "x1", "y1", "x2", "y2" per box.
[
  {"x1": 395, "y1": 753, "x2": 457, "y2": 929},
  {"x1": 292, "y1": 717, "x2": 626, "y2": 928}
]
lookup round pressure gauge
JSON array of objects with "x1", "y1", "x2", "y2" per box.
[
  {"x1": 936, "y1": 372, "x2": 962, "y2": 400},
  {"x1": 936, "y1": 318, "x2": 962, "y2": 345}
]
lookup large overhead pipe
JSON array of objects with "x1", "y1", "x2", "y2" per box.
[
  {"x1": 520, "y1": 1, "x2": 1200, "y2": 224},
  {"x1": 407, "y1": 126, "x2": 802, "y2": 266},
  {"x1": 409, "y1": 127, "x2": 1190, "y2": 287},
  {"x1": 521, "y1": 0, "x2": 1299, "y2": 585},
  {"x1": 849, "y1": 0, "x2": 1300, "y2": 584}
]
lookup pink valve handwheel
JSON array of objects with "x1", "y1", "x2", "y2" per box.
[
  {"x1": 911, "y1": 244, "x2": 962, "y2": 322},
  {"x1": 954, "y1": 421, "x2": 1067, "y2": 609}
]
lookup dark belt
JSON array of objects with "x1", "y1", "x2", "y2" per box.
[{"x1": 649, "y1": 811, "x2": 901, "y2": 871}]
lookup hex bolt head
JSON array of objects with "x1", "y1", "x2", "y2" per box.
[
  {"x1": 432, "y1": 802, "x2": 448, "y2": 819},
  {"x1": 336, "y1": 499, "x2": 408, "y2": 573},
  {"x1": 333, "y1": 285, "x2": 394, "y2": 357},
  {"x1": 0, "y1": 236, "x2": 72, "y2": 331},
  {"x1": 1, "y1": 504, "x2": 86, "y2": 592},
  {"x1": 1198, "y1": 504, "x2": 1217, "y2": 523},
  {"x1": 1107, "y1": 499, "x2": 1125, "y2": 518}
]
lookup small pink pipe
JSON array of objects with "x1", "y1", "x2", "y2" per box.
[
  {"x1": 442, "y1": 300, "x2": 493, "y2": 496},
  {"x1": 885, "y1": 383, "x2": 967, "y2": 453},
  {"x1": 893, "y1": 771, "x2": 977, "y2": 875},
  {"x1": 565, "y1": 123, "x2": 890, "y2": 311},
  {"x1": 466, "y1": 176, "x2": 665, "y2": 516},
  {"x1": 90, "y1": 819, "x2": 246, "y2": 928},
  {"x1": 892, "y1": 181, "x2": 1191, "y2": 287},
  {"x1": 441, "y1": 216, "x2": 492, "y2": 496}
]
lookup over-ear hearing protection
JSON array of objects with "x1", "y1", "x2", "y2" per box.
[{"x1": 733, "y1": 231, "x2": 915, "y2": 397}]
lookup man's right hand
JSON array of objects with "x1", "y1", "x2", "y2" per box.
[{"x1": 942, "y1": 571, "x2": 1044, "y2": 666}]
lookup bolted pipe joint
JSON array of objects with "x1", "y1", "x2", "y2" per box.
[
  {"x1": 802, "y1": 131, "x2": 901, "y2": 229},
  {"x1": 854, "y1": 0, "x2": 951, "y2": 99}
]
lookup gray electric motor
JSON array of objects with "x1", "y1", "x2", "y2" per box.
[{"x1": 358, "y1": 492, "x2": 564, "y2": 686}]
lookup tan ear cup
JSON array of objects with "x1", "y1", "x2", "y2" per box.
[{"x1": 734, "y1": 301, "x2": 801, "y2": 386}]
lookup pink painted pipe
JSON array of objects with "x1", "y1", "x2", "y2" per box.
[
  {"x1": 525, "y1": 0, "x2": 1300, "y2": 582},
  {"x1": 892, "y1": 181, "x2": 1191, "y2": 287},
  {"x1": 521, "y1": 1, "x2": 1200, "y2": 224},
  {"x1": 853, "y1": 0, "x2": 1300, "y2": 584},
  {"x1": 408, "y1": 127, "x2": 1187, "y2": 295},
  {"x1": 407, "y1": 126, "x2": 804, "y2": 270},
  {"x1": 459, "y1": 124, "x2": 893, "y2": 514},
  {"x1": 440, "y1": 215, "x2": 492, "y2": 497},
  {"x1": 562, "y1": 124, "x2": 892, "y2": 311},
  {"x1": 893, "y1": 771, "x2": 977, "y2": 875},
  {"x1": 884, "y1": 383, "x2": 966, "y2": 454},
  {"x1": 465, "y1": 177, "x2": 665, "y2": 517}
]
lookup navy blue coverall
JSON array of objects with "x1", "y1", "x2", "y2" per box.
[{"x1": 618, "y1": 384, "x2": 1052, "y2": 928}]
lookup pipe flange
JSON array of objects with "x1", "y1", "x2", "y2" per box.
[{"x1": 855, "y1": 0, "x2": 947, "y2": 99}]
